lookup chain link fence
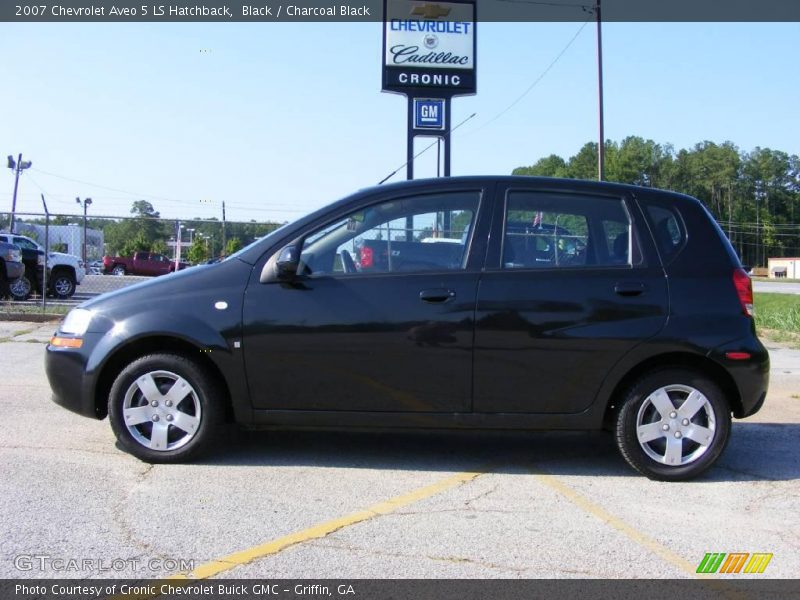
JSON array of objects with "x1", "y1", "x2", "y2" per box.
[{"x1": 0, "y1": 211, "x2": 282, "y2": 315}]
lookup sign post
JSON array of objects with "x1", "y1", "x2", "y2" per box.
[{"x1": 382, "y1": 0, "x2": 476, "y2": 180}]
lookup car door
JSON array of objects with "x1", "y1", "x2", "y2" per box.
[
  {"x1": 242, "y1": 186, "x2": 491, "y2": 413},
  {"x1": 472, "y1": 184, "x2": 668, "y2": 414}
]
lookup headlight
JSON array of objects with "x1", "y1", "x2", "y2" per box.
[
  {"x1": 38, "y1": 253, "x2": 46, "y2": 266},
  {"x1": 61, "y1": 308, "x2": 93, "y2": 336},
  {"x1": 4, "y1": 248, "x2": 21, "y2": 263}
]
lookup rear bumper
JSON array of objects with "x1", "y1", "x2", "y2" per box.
[{"x1": 708, "y1": 335, "x2": 770, "y2": 418}]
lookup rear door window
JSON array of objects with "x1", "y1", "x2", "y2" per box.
[
  {"x1": 502, "y1": 191, "x2": 639, "y2": 269},
  {"x1": 643, "y1": 204, "x2": 685, "y2": 263}
]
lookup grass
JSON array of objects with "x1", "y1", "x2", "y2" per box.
[
  {"x1": 755, "y1": 292, "x2": 800, "y2": 348},
  {"x1": 0, "y1": 303, "x2": 70, "y2": 316},
  {"x1": 754, "y1": 293, "x2": 800, "y2": 332}
]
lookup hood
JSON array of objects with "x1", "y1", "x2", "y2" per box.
[{"x1": 80, "y1": 258, "x2": 254, "y2": 325}]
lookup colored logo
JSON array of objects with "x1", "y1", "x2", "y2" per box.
[
  {"x1": 424, "y1": 34, "x2": 439, "y2": 49},
  {"x1": 696, "y1": 553, "x2": 773, "y2": 574},
  {"x1": 413, "y1": 98, "x2": 446, "y2": 130},
  {"x1": 410, "y1": 3, "x2": 451, "y2": 19}
]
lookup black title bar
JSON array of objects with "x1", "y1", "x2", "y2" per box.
[{"x1": 3, "y1": 0, "x2": 800, "y2": 22}]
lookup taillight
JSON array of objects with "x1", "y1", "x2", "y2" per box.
[
  {"x1": 360, "y1": 246, "x2": 373, "y2": 269},
  {"x1": 732, "y1": 268, "x2": 753, "y2": 316}
]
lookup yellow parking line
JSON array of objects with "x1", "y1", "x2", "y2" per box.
[
  {"x1": 112, "y1": 469, "x2": 484, "y2": 600},
  {"x1": 532, "y1": 472, "x2": 702, "y2": 577},
  {"x1": 179, "y1": 468, "x2": 485, "y2": 580}
]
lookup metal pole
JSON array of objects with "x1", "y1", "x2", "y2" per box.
[
  {"x1": 596, "y1": 0, "x2": 605, "y2": 181},
  {"x1": 82, "y1": 202, "x2": 88, "y2": 265},
  {"x1": 10, "y1": 153, "x2": 22, "y2": 233},
  {"x1": 221, "y1": 201, "x2": 227, "y2": 256},
  {"x1": 41, "y1": 194, "x2": 49, "y2": 312},
  {"x1": 444, "y1": 99, "x2": 452, "y2": 177},
  {"x1": 437, "y1": 137, "x2": 441, "y2": 178},
  {"x1": 406, "y1": 97, "x2": 414, "y2": 180},
  {"x1": 175, "y1": 221, "x2": 182, "y2": 268},
  {"x1": 756, "y1": 193, "x2": 760, "y2": 267}
]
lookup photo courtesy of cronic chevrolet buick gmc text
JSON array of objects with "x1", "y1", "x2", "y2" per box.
[{"x1": 45, "y1": 177, "x2": 769, "y2": 481}]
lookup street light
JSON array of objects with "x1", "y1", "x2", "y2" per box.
[
  {"x1": 75, "y1": 197, "x2": 93, "y2": 264},
  {"x1": 7, "y1": 153, "x2": 32, "y2": 233}
]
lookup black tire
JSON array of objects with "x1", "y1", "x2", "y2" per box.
[
  {"x1": 615, "y1": 368, "x2": 731, "y2": 481},
  {"x1": 9, "y1": 275, "x2": 32, "y2": 301},
  {"x1": 111, "y1": 265, "x2": 126, "y2": 276},
  {"x1": 50, "y1": 270, "x2": 76, "y2": 299},
  {"x1": 108, "y1": 353, "x2": 223, "y2": 463},
  {"x1": 0, "y1": 265, "x2": 9, "y2": 299}
]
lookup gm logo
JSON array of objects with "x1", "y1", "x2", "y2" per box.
[
  {"x1": 414, "y1": 98, "x2": 445, "y2": 130},
  {"x1": 696, "y1": 552, "x2": 773, "y2": 574}
]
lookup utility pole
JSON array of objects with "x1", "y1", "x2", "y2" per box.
[
  {"x1": 221, "y1": 201, "x2": 227, "y2": 256},
  {"x1": 595, "y1": 0, "x2": 605, "y2": 181},
  {"x1": 75, "y1": 197, "x2": 93, "y2": 264},
  {"x1": 175, "y1": 221, "x2": 182, "y2": 269},
  {"x1": 7, "y1": 154, "x2": 32, "y2": 233}
]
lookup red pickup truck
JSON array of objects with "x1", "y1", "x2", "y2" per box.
[{"x1": 103, "y1": 252, "x2": 189, "y2": 276}]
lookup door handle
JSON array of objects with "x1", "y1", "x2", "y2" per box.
[
  {"x1": 614, "y1": 281, "x2": 646, "y2": 297},
  {"x1": 419, "y1": 289, "x2": 456, "y2": 304}
]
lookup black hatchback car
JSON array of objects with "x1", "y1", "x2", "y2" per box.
[{"x1": 46, "y1": 177, "x2": 768, "y2": 480}]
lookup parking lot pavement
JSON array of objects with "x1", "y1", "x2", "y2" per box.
[
  {"x1": 753, "y1": 281, "x2": 800, "y2": 295},
  {"x1": 1, "y1": 324, "x2": 798, "y2": 580}
]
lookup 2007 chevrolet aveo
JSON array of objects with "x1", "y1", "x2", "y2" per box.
[{"x1": 46, "y1": 177, "x2": 769, "y2": 480}]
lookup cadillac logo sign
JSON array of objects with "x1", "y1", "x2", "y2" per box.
[{"x1": 382, "y1": 0, "x2": 476, "y2": 97}]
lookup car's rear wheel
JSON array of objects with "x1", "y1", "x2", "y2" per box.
[
  {"x1": 112, "y1": 265, "x2": 126, "y2": 276},
  {"x1": 50, "y1": 271, "x2": 76, "y2": 298},
  {"x1": 615, "y1": 368, "x2": 731, "y2": 481},
  {"x1": 9, "y1": 276, "x2": 32, "y2": 301},
  {"x1": 108, "y1": 353, "x2": 223, "y2": 463}
]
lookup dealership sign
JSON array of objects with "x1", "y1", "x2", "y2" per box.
[{"x1": 382, "y1": 0, "x2": 476, "y2": 96}]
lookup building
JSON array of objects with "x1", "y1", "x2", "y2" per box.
[
  {"x1": 15, "y1": 223, "x2": 104, "y2": 261},
  {"x1": 767, "y1": 257, "x2": 800, "y2": 279}
]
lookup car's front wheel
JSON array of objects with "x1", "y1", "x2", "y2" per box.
[
  {"x1": 9, "y1": 275, "x2": 32, "y2": 301},
  {"x1": 111, "y1": 265, "x2": 126, "y2": 276},
  {"x1": 615, "y1": 368, "x2": 731, "y2": 481},
  {"x1": 108, "y1": 353, "x2": 223, "y2": 463}
]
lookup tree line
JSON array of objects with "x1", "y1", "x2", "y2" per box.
[
  {"x1": 13, "y1": 200, "x2": 285, "y2": 263},
  {"x1": 513, "y1": 137, "x2": 800, "y2": 267}
]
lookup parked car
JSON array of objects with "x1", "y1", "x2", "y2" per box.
[
  {"x1": 46, "y1": 177, "x2": 768, "y2": 480},
  {"x1": 0, "y1": 241, "x2": 25, "y2": 299},
  {"x1": 0, "y1": 233, "x2": 85, "y2": 298},
  {"x1": 103, "y1": 251, "x2": 189, "y2": 276}
]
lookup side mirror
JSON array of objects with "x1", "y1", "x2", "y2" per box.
[
  {"x1": 276, "y1": 245, "x2": 300, "y2": 279},
  {"x1": 260, "y1": 243, "x2": 301, "y2": 283}
]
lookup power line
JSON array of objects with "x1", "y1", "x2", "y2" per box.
[
  {"x1": 465, "y1": 20, "x2": 590, "y2": 136},
  {"x1": 377, "y1": 113, "x2": 477, "y2": 185}
]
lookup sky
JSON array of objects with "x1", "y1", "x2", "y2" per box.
[{"x1": 2, "y1": 21, "x2": 799, "y2": 224}]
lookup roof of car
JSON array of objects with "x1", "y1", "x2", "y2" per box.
[{"x1": 357, "y1": 175, "x2": 698, "y2": 207}]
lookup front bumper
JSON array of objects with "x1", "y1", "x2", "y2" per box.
[
  {"x1": 5, "y1": 261, "x2": 25, "y2": 281},
  {"x1": 45, "y1": 333, "x2": 104, "y2": 419}
]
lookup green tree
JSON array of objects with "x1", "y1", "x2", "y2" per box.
[
  {"x1": 187, "y1": 237, "x2": 210, "y2": 264},
  {"x1": 151, "y1": 239, "x2": 168, "y2": 255},
  {"x1": 512, "y1": 154, "x2": 567, "y2": 178},
  {"x1": 120, "y1": 231, "x2": 151, "y2": 257},
  {"x1": 225, "y1": 237, "x2": 243, "y2": 255}
]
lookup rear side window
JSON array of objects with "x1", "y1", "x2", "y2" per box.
[
  {"x1": 503, "y1": 191, "x2": 639, "y2": 269},
  {"x1": 644, "y1": 205, "x2": 685, "y2": 263}
]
